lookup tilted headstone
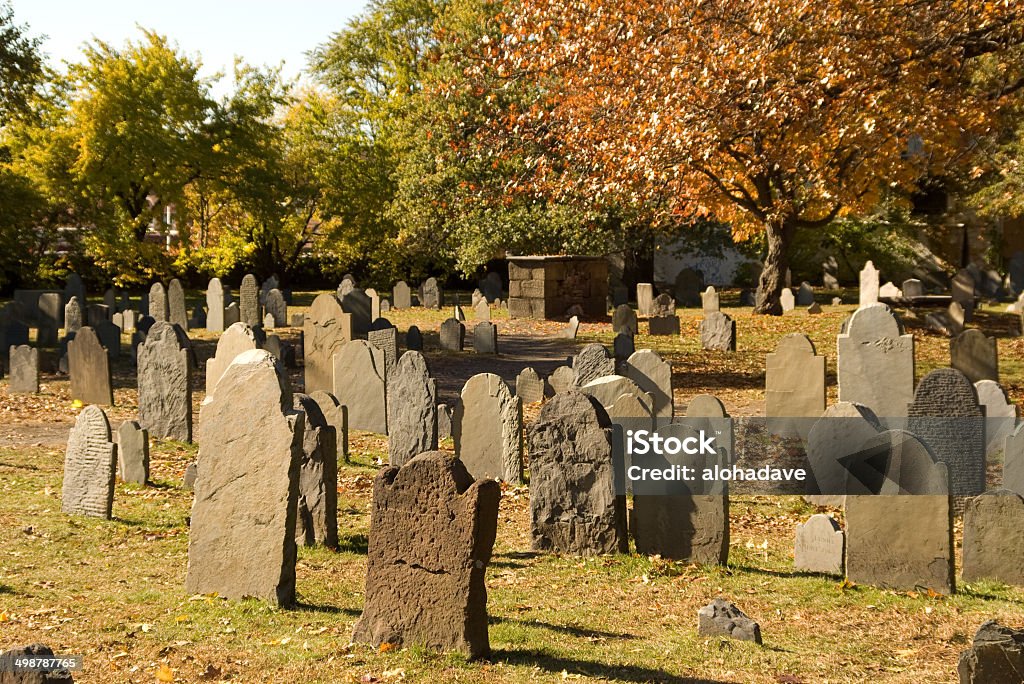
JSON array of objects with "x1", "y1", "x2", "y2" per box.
[
  {"x1": 340, "y1": 289, "x2": 372, "y2": 336},
  {"x1": 794, "y1": 514, "x2": 844, "y2": 575},
  {"x1": 807, "y1": 302, "x2": 822, "y2": 314},
  {"x1": 293, "y1": 393, "x2": 338, "y2": 548},
  {"x1": 528, "y1": 392, "x2": 627, "y2": 555},
  {"x1": 68, "y1": 326, "x2": 113, "y2": 406},
  {"x1": 622, "y1": 349, "x2": 672, "y2": 419},
  {"x1": 149, "y1": 282, "x2": 169, "y2": 322},
  {"x1": 387, "y1": 351, "x2": 437, "y2": 466},
  {"x1": 837, "y1": 304, "x2": 914, "y2": 422},
  {"x1": 239, "y1": 274, "x2": 261, "y2": 327},
  {"x1": 637, "y1": 283, "x2": 654, "y2": 316},
  {"x1": 453, "y1": 304, "x2": 466, "y2": 322},
  {"x1": 62, "y1": 405, "x2": 117, "y2": 519},
  {"x1": 367, "y1": 323, "x2": 398, "y2": 377},
  {"x1": 612, "y1": 304, "x2": 638, "y2": 335},
  {"x1": 952, "y1": 268, "x2": 976, "y2": 322},
  {"x1": 452, "y1": 373, "x2": 522, "y2": 482},
  {"x1": 265, "y1": 288, "x2": 287, "y2": 328},
  {"x1": 472, "y1": 321, "x2": 498, "y2": 354},
  {"x1": 309, "y1": 390, "x2": 349, "y2": 463},
  {"x1": 419, "y1": 277, "x2": 442, "y2": 309},
  {"x1": 957, "y1": 620, "x2": 1024, "y2": 684},
  {"x1": 766, "y1": 334, "x2": 825, "y2": 437},
  {"x1": 9, "y1": 344, "x2": 39, "y2": 393},
  {"x1": 117, "y1": 420, "x2": 149, "y2": 485},
  {"x1": 405, "y1": 324, "x2": 423, "y2": 351},
  {"x1": 392, "y1": 281, "x2": 412, "y2": 309},
  {"x1": 439, "y1": 318, "x2": 465, "y2": 351},
  {"x1": 185, "y1": 349, "x2": 303, "y2": 606},
  {"x1": 167, "y1": 278, "x2": 188, "y2": 331},
  {"x1": 902, "y1": 278, "x2": 924, "y2": 298},
  {"x1": 64, "y1": 295, "x2": 83, "y2": 333},
  {"x1": 780, "y1": 288, "x2": 795, "y2": 312},
  {"x1": 700, "y1": 311, "x2": 736, "y2": 351},
  {"x1": 648, "y1": 315, "x2": 680, "y2": 336},
  {"x1": 951, "y1": 329, "x2": 998, "y2": 383},
  {"x1": 975, "y1": 380, "x2": 1017, "y2": 458},
  {"x1": 333, "y1": 339, "x2": 388, "y2": 434},
  {"x1": 962, "y1": 490, "x2": 1024, "y2": 586},
  {"x1": 858, "y1": 260, "x2": 879, "y2": 306},
  {"x1": 138, "y1": 321, "x2": 192, "y2": 442},
  {"x1": 907, "y1": 368, "x2": 986, "y2": 497},
  {"x1": 572, "y1": 343, "x2": 614, "y2": 386},
  {"x1": 206, "y1": 321, "x2": 263, "y2": 393},
  {"x1": 352, "y1": 451, "x2": 500, "y2": 659},
  {"x1": 796, "y1": 282, "x2": 815, "y2": 306},
  {"x1": 303, "y1": 293, "x2": 352, "y2": 394},
  {"x1": 515, "y1": 367, "x2": 547, "y2": 404}
]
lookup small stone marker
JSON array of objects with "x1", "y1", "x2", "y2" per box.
[
  {"x1": 387, "y1": 351, "x2": 437, "y2": 466},
  {"x1": 168, "y1": 278, "x2": 188, "y2": 331},
  {"x1": 293, "y1": 394, "x2": 338, "y2": 548},
  {"x1": 572, "y1": 343, "x2": 615, "y2": 386},
  {"x1": 697, "y1": 599, "x2": 762, "y2": 644},
  {"x1": 439, "y1": 318, "x2": 465, "y2": 351},
  {"x1": 794, "y1": 514, "x2": 844, "y2": 575},
  {"x1": 206, "y1": 277, "x2": 226, "y2": 332},
  {"x1": 529, "y1": 392, "x2": 626, "y2": 555},
  {"x1": 622, "y1": 349, "x2": 672, "y2": 419},
  {"x1": 9, "y1": 344, "x2": 39, "y2": 393},
  {"x1": 951, "y1": 329, "x2": 998, "y2": 383},
  {"x1": 962, "y1": 490, "x2": 1024, "y2": 586},
  {"x1": 405, "y1": 324, "x2": 423, "y2": 351},
  {"x1": 700, "y1": 311, "x2": 736, "y2": 351},
  {"x1": 637, "y1": 283, "x2": 654, "y2": 316},
  {"x1": 149, "y1": 282, "x2": 169, "y2": 321},
  {"x1": 392, "y1": 281, "x2": 412, "y2": 309},
  {"x1": 437, "y1": 403, "x2": 453, "y2": 440},
  {"x1": 453, "y1": 373, "x2": 522, "y2": 482},
  {"x1": 612, "y1": 304, "x2": 638, "y2": 335},
  {"x1": 309, "y1": 390, "x2": 349, "y2": 463},
  {"x1": 766, "y1": 334, "x2": 825, "y2": 437},
  {"x1": 957, "y1": 620, "x2": 1024, "y2": 684},
  {"x1": 68, "y1": 326, "x2": 113, "y2": 406},
  {"x1": 780, "y1": 288, "x2": 795, "y2": 312},
  {"x1": 239, "y1": 273, "x2": 262, "y2": 326},
  {"x1": 137, "y1": 321, "x2": 192, "y2": 442},
  {"x1": 62, "y1": 405, "x2": 117, "y2": 519},
  {"x1": 859, "y1": 260, "x2": 879, "y2": 306},
  {"x1": 902, "y1": 278, "x2": 924, "y2": 298},
  {"x1": 515, "y1": 367, "x2": 547, "y2": 404},
  {"x1": 185, "y1": 349, "x2": 303, "y2": 606},
  {"x1": 472, "y1": 321, "x2": 498, "y2": 354},
  {"x1": 206, "y1": 322, "x2": 262, "y2": 393},
  {"x1": 303, "y1": 293, "x2": 352, "y2": 394},
  {"x1": 837, "y1": 304, "x2": 914, "y2": 422},
  {"x1": 117, "y1": 420, "x2": 149, "y2": 485},
  {"x1": 352, "y1": 451, "x2": 500, "y2": 659},
  {"x1": 333, "y1": 339, "x2": 388, "y2": 434}
]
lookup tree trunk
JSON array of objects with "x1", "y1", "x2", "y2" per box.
[{"x1": 753, "y1": 217, "x2": 796, "y2": 315}]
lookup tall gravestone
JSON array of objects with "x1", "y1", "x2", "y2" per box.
[
  {"x1": 766, "y1": 334, "x2": 825, "y2": 437},
  {"x1": 859, "y1": 261, "x2": 879, "y2": 306},
  {"x1": 637, "y1": 283, "x2": 654, "y2": 316},
  {"x1": 340, "y1": 289, "x2": 372, "y2": 336},
  {"x1": 206, "y1": 278, "x2": 227, "y2": 332},
  {"x1": 529, "y1": 392, "x2": 627, "y2": 555},
  {"x1": 117, "y1": 420, "x2": 149, "y2": 485},
  {"x1": 332, "y1": 339, "x2": 388, "y2": 434},
  {"x1": 293, "y1": 393, "x2": 338, "y2": 548},
  {"x1": 265, "y1": 288, "x2": 287, "y2": 328},
  {"x1": 622, "y1": 349, "x2": 673, "y2": 419},
  {"x1": 962, "y1": 490, "x2": 1024, "y2": 586},
  {"x1": 149, "y1": 282, "x2": 169, "y2": 322},
  {"x1": 420, "y1": 277, "x2": 442, "y2": 309},
  {"x1": 37, "y1": 292, "x2": 62, "y2": 345},
  {"x1": 9, "y1": 344, "x2": 39, "y2": 393},
  {"x1": 310, "y1": 390, "x2": 349, "y2": 463},
  {"x1": 352, "y1": 451, "x2": 500, "y2": 659},
  {"x1": 303, "y1": 293, "x2": 352, "y2": 394},
  {"x1": 167, "y1": 278, "x2": 188, "y2": 331},
  {"x1": 239, "y1": 274, "x2": 261, "y2": 327},
  {"x1": 452, "y1": 373, "x2": 522, "y2": 482},
  {"x1": 68, "y1": 326, "x2": 113, "y2": 406},
  {"x1": 700, "y1": 311, "x2": 736, "y2": 351},
  {"x1": 206, "y1": 321, "x2": 263, "y2": 393},
  {"x1": 367, "y1": 320, "x2": 398, "y2": 377},
  {"x1": 907, "y1": 368, "x2": 986, "y2": 497},
  {"x1": 62, "y1": 405, "x2": 117, "y2": 519},
  {"x1": 387, "y1": 351, "x2": 437, "y2": 466},
  {"x1": 392, "y1": 281, "x2": 412, "y2": 309},
  {"x1": 951, "y1": 329, "x2": 998, "y2": 383},
  {"x1": 64, "y1": 296, "x2": 83, "y2": 333},
  {"x1": 185, "y1": 349, "x2": 304, "y2": 606},
  {"x1": 837, "y1": 304, "x2": 914, "y2": 423},
  {"x1": 572, "y1": 343, "x2": 615, "y2": 387},
  {"x1": 137, "y1": 321, "x2": 192, "y2": 442}
]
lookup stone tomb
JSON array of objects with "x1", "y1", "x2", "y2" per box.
[
  {"x1": 137, "y1": 321, "x2": 192, "y2": 442},
  {"x1": 452, "y1": 373, "x2": 522, "y2": 482},
  {"x1": 507, "y1": 255, "x2": 608, "y2": 319},
  {"x1": 62, "y1": 405, "x2": 117, "y2": 518},
  {"x1": 528, "y1": 392, "x2": 627, "y2": 555},
  {"x1": 352, "y1": 452, "x2": 500, "y2": 659},
  {"x1": 386, "y1": 351, "x2": 437, "y2": 466},
  {"x1": 794, "y1": 513, "x2": 844, "y2": 575},
  {"x1": 117, "y1": 420, "x2": 149, "y2": 485},
  {"x1": 185, "y1": 349, "x2": 303, "y2": 606},
  {"x1": 950, "y1": 329, "x2": 998, "y2": 383},
  {"x1": 293, "y1": 393, "x2": 338, "y2": 548},
  {"x1": 303, "y1": 294, "x2": 353, "y2": 394},
  {"x1": 333, "y1": 340, "x2": 388, "y2": 434},
  {"x1": 68, "y1": 326, "x2": 113, "y2": 406},
  {"x1": 837, "y1": 304, "x2": 914, "y2": 423},
  {"x1": 962, "y1": 490, "x2": 1024, "y2": 586}
]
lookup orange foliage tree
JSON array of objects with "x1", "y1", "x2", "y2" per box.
[{"x1": 482, "y1": 0, "x2": 1024, "y2": 313}]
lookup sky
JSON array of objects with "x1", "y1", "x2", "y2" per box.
[{"x1": 11, "y1": 0, "x2": 369, "y2": 95}]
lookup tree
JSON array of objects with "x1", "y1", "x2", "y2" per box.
[
  {"x1": 484, "y1": 1, "x2": 1024, "y2": 313},
  {"x1": 0, "y1": 2, "x2": 43, "y2": 120}
]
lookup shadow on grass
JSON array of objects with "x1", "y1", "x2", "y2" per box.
[
  {"x1": 336, "y1": 533, "x2": 369, "y2": 554},
  {"x1": 727, "y1": 564, "x2": 839, "y2": 580},
  {"x1": 491, "y1": 615, "x2": 637, "y2": 640},
  {"x1": 293, "y1": 601, "x2": 360, "y2": 617},
  {"x1": 491, "y1": 649, "x2": 732, "y2": 683}
]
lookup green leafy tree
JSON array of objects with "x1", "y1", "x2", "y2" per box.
[{"x1": 0, "y1": 2, "x2": 43, "y2": 120}]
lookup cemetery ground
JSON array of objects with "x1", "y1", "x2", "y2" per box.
[{"x1": 2, "y1": 292, "x2": 1024, "y2": 682}]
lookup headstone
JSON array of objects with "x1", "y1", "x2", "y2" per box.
[
  {"x1": 572, "y1": 343, "x2": 615, "y2": 386},
  {"x1": 528, "y1": 392, "x2": 627, "y2": 555},
  {"x1": 224, "y1": 302, "x2": 240, "y2": 326},
  {"x1": 260, "y1": 274, "x2": 279, "y2": 305},
  {"x1": 697, "y1": 599, "x2": 762, "y2": 644},
  {"x1": 472, "y1": 321, "x2": 498, "y2": 354},
  {"x1": 333, "y1": 339, "x2": 388, "y2": 434},
  {"x1": 957, "y1": 620, "x2": 1024, "y2": 684},
  {"x1": 380, "y1": 298, "x2": 391, "y2": 314},
  {"x1": 779, "y1": 288, "x2": 795, "y2": 312},
  {"x1": 674, "y1": 268, "x2": 703, "y2": 307},
  {"x1": 65, "y1": 272, "x2": 86, "y2": 309},
  {"x1": 437, "y1": 403, "x2": 453, "y2": 441},
  {"x1": 352, "y1": 451, "x2": 500, "y2": 659},
  {"x1": 68, "y1": 327, "x2": 113, "y2": 406},
  {"x1": 686, "y1": 394, "x2": 728, "y2": 418},
  {"x1": 807, "y1": 302, "x2": 822, "y2": 315},
  {"x1": 340, "y1": 289, "x2": 372, "y2": 335},
  {"x1": 515, "y1": 367, "x2": 547, "y2": 404},
  {"x1": 637, "y1": 283, "x2": 654, "y2": 316},
  {"x1": 648, "y1": 315, "x2": 680, "y2": 336},
  {"x1": 419, "y1": 277, "x2": 442, "y2": 309},
  {"x1": 37, "y1": 292, "x2": 62, "y2": 345},
  {"x1": 952, "y1": 268, "x2": 976, "y2": 321},
  {"x1": 186, "y1": 350, "x2": 303, "y2": 606},
  {"x1": 309, "y1": 390, "x2": 349, "y2": 463},
  {"x1": 766, "y1": 334, "x2": 825, "y2": 437},
  {"x1": 951, "y1": 329, "x2": 998, "y2": 383},
  {"x1": 117, "y1": 420, "x2": 149, "y2": 485},
  {"x1": 92, "y1": 319, "x2": 120, "y2": 360},
  {"x1": 611, "y1": 284, "x2": 628, "y2": 307},
  {"x1": 64, "y1": 296, "x2": 83, "y2": 333},
  {"x1": 796, "y1": 282, "x2": 815, "y2": 306},
  {"x1": 62, "y1": 405, "x2": 117, "y2": 519},
  {"x1": 121, "y1": 309, "x2": 137, "y2": 332},
  {"x1": 138, "y1": 321, "x2": 192, "y2": 442},
  {"x1": 879, "y1": 281, "x2": 902, "y2": 299},
  {"x1": 975, "y1": 380, "x2": 1017, "y2": 458},
  {"x1": 962, "y1": 491, "x2": 1024, "y2": 585},
  {"x1": 701, "y1": 286, "x2": 720, "y2": 314},
  {"x1": 805, "y1": 402, "x2": 881, "y2": 497},
  {"x1": 303, "y1": 293, "x2": 353, "y2": 394},
  {"x1": 907, "y1": 368, "x2": 986, "y2": 497},
  {"x1": 387, "y1": 351, "x2": 437, "y2": 466},
  {"x1": 439, "y1": 318, "x2": 465, "y2": 352},
  {"x1": 168, "y1": 278, "x2": 188, "y2": 331},
  {"x1": 902, "y1": 278, "x2": 924, "y2": 298},
  {"x1": 559, "y1": 315, "x2": 580, "y2": 339},
  {"x1": 473, "y1": 298, "x2": 490, "y2": 321},
  {"x1": 611, "y1": 304, "x2": 638, "y2": 336},
  {"x1": 239, "y1": 274, "x2": 261, "y2": 326},
  {"x1": 859, "y1": 260, "x2": 879, "y2": 306},
  {"x1": 622, "y1": 349, "x2": 672, "y2": 419},
  {"x1": 405, "y1": 324, "x2": 423, "y2": 351},
  {"x1": 452, "y1": 373, "x2": 522, "y2": 482},
  {"x1": 392, "y1": 281, "x2": 412, "y2": 309},
  {"x1": 0, "y1": 643, "x2": 75, "y2": 683},
  {"x1": 206, "y1": 322, "x2": 263, "y2": 393},
  {"x1": 794, "y1": 514, "x2": 844, "y2": 575},
  {"x1": 9, "y1": 344, "x2": 39, "y2": 393},
  {"x1": 453, "y1": 304, "x2": 465, "y2": 322},
  {"x1": 823, "y1": 256, "x2": 840, "y2": 288},
  {"x1": 548, "y1": 365, "x2": 576, "y2": 395},
  {"x1": 831, "y1": 296, "x2": 843, "y2": 306},
  {"x1": 651, "y1": 293, "x2": 675, "y2": 317},
  {"x1": 700, "y1": 311, "x2": 736, "y2": 351},
  {"x1": 367, "y1": 323, "x2": 398, "y2": 376},
  {"x1": 188, "y1": 304, "x2": 206, "y2": 329},
  {"x1": 149, "y1": 282, "x2": 169, "y2": 322},
  {"x1": 837, "y1": 304, "x2": 914, "y2": 422},
  {"x1": 337, "y1": 277, "x2": 355, "y2": 298},
  {"x1": 265, "y1": 288, "x2": 287, "y2": 328},
  {"x1": 292, "y1": 393, "x2": 338, "y2": 548}
]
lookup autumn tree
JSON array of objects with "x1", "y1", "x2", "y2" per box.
[{"x1": 485, "y1": 0, "x2": 1024, "y2": 313}]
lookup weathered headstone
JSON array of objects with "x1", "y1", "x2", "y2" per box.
[
  {"x1": 962, "y1": 491, "x2": 1024, "y2": 585},
  {"x1": 186, "y1": 350, "x2": 303, "y2": 606},
  {"x1": 559, "y1": 315, "x2": 580, "y2": 339},
  {"x1": 9, "y1": 344, "x2": 39, "y2": 393},
  {"x1": 393, "y1": 281, "x2": 412, "y2": 309},
  {"x1": 902, "y1": 278, "x2": 924, "y2": 298},
  {"x1": 167, "y1": 278, "x2": 188, "y2": 331},
  {"x1": 332, "y1": 339, "x2": 388, "y2": 434},
  {"x1": 622, "y1": 349, "x2": 672, "y2": 419},
  {"x1": 700, "y1": 286, "x2": 720, "y2": 314},
  {"x1": 957, "y1": 620, "x2": 1024, "y2": 684},
  {"x1": 309, "y1": 390, "x2": 348, "y2": 463},
  {"x1": 472, "y1": 321, "x2": 498, "y2": 354},
  {"x1": 137, "y1": 321, "x2": 192, "y2": 442},
  {"x1": 387, "y1": 351, "x2": 437, "y2": 466},
  {"x1": 68, "y1": 327, "x2": 113, "y2": 406},
  {"x1": 292, "y1": 393, "x2": 338, "y2": 548},
  {"x1": 780, "y1": 288, "x2": 795, "y2": 312},
  {"x1": 473, "y1": 298, "x2": 490, "y2": 321},
  {"x1": 572, "y1": 343, "x2": 615, "y2": 386},
  {"x1": 879, "y1": 281, "x2": 902, "y2": 299},
  {"x1": 859, "y1": 260, "x2": 879, "y2": 306},
  {"x1": 437, "y1": 403, "x2": 453, "y2": 440},
  {"x1": 515, "y1": 367, "x2": 547, "y2": 404},
  {"x1": 975, "y1": 380, "x2": 1017, "y2": 458},
  {"x1": 674, "y1": 268, "x2": 703, "y2": 307},
  {"x1": 951, "y1": 329, "x2": 998, "y2": 383},
  {"x1": 149, "y1": 282, "x2": 169, "y2": 322},
  {"x1": 303, "y1": 293, "x2": 352, "y2": 394},
  {"x1": 651, "y1": 293, "x2": 675, "y2": 317},
  {"x1": 367, "y1": 322, "x2": 398, "y2": 376},
  {"x1": 528, "y1": 392, "x2": 627, "y2": 554},
  {"x1": 265, "y1": 288, "x2": 287, "y2": 328},
  {"x1": 837, "y1": 304, "x2": 914, "y2": 422},
  {"x1": 637, "y1": 283, "x2": 654, "y2": 316},
  {"x1": 64, "y1": 296, "x2": 83, "y2": 333},
  {"x1": 612, "y1": 304, "x2": 638, "y2": 336},
  {"x1": 117, "y1": 420, "x2": 149, "y2": 485},
  {"x1": 697, "y1": 599, "x2": 762, "y2": 644},
  {"x1": 405, "y1": 324, "x2": 423, "y2": 351},
  {"x1": 352, "y1": 451, "x2": 500, "y2": 659},
  {"x1": 439, "y1": 318, "x2": 465, "y2": 351},
  {"x1": 548, "y1": 365, "x2": 577, "y2": 394},
  {"x1": 648, "y1": 315, "x2": 680, "y2": 336},
  {"x1": 224, "y1": 302, "x2": 240, "y2": 327},
  {"x1": 239, "y1": 274, "x2": 261, "y2": 327},
  {"x1": 453, "y1": 304, "x2": 466, "y2": 322},
  {"x1": 700, "y1": 311, "x2": 736, "y2": 351},
  {"x1": 340, "y1": 289, "x2": 372, "y2": 336},
  {"x1": 796, "y1": 282, "x2": 815, "y2": 306},
  {"x1": 794, "y1": 514, "x2": 844, "y2": 575},
  {"x1": 766, "y1": 334, "x2": 825, "y2": 437},
  {"x1": 62, "y1": 405, "x2": 117, "y2": 519},
  {"x1": 420, "y1": 277, "x2": 442, "y2": 309},
  {"x1": 206, "y1": 321, "x2": 263, "y2": 393},
  {"x1": 452, "y1": 373, "x2": 522, "y2": 482},
  {"x1": 337, "y1": 277, "x2": 355, "y2": 299}
]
